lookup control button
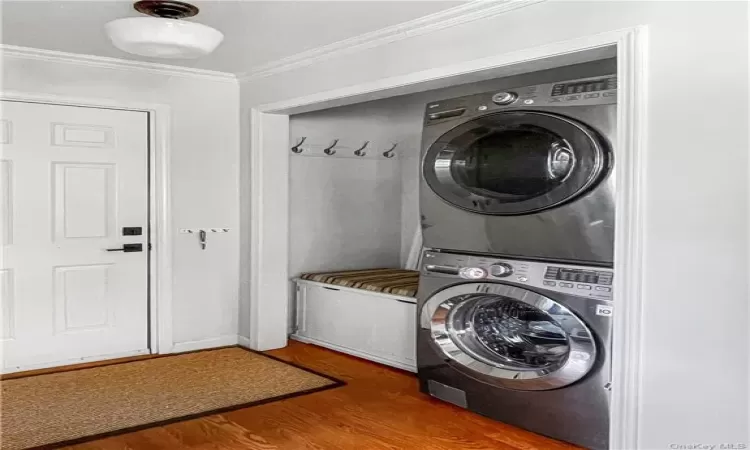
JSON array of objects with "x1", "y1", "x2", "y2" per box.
[
  {"x1": 549, "y1": 98, "x2": 562, "y2": 103},
  {"x1": 603, "y1": 92, "x2": 616, "y2": 97},
  {"x1": 517, "y1": 276, "x2": 528, "y2": 282},
  {"x1": 577, "y1": 284, "x2": 592, "y2": 290},
  {"x1": 584, "y1": 93, "x2": 600, "y2": 99},
  {"x1": 489, "y1": 263, "x2": 514, "y2": 278},
  {"x1": 565, "y1": 95, "x2": 581, "y2": 101},
  {"x1": 595, "y1": 286, "x2": 612, "y2": 292},
  {"x1": 560, "y1": 282, "x2": 574, "y2": 288},
  {"x1": 523, "y1": 99, "x2": 534, "y2": 105},
  {"x1": 459, "y1": 267, "x2": 487, "y2": 280},
  {"x1": 543, "y1": 281, "x2": 556, "y2": 286},
  {"x1": 477, "y1": 105, "x2": 488, "y2": 111},
  {"x1": 492, "y1": 91, "x2": 518, "y2": 105}
]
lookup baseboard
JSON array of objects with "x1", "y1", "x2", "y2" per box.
[
  {"x1": 170, "y1": 335, "x2": 239, "y2": 354},
  {"x1": 237, "y1": 335, "x2": 253, "y2": 349},
  {"x1": 2, "y1": 348, "x2": 151, "y2": 375}
]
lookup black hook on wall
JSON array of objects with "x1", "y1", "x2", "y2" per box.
[
  {"x1": 383, "y1": 143, "x2": 398, "y2": 158},
  {"x1": 354, "y1": 141, "x2": 370, "y2": 157},
  {"x1": 323, "y1": 139, "x2": 340, "y2": 155},
  {"x1": 291, "y1": 137, "x2": 306, "y2": 153}
]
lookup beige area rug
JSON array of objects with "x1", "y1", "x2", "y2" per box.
[{"x1": 0, "y1": 347, "x2": 343, "y2": 450}]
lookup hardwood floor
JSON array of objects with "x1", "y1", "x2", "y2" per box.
[{"x1": 64, "y1": 341, "x2": 577, "y2": 450}]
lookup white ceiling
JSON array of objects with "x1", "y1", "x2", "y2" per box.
[{"x1": 0, "y1": 0, "x2": 464, "y2": 74}]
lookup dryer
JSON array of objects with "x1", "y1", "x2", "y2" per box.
[
  {"x1": 417, "y1": 250, "x2": 613, "y2": 449},
  {"x1": 420, "y1": 75, "x2": 616, "y2": 265}
]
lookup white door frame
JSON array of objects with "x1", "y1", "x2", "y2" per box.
[
  {"x1": 0, "y1": 91, "x2": 174, "y2": 355},
  {"x1": 247, "y1": 27, "x2": 648, "y2": 449}
]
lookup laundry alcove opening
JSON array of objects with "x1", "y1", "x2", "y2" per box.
[{"x1": 286, "y1": 56, "x2": 617, "y2": 370}]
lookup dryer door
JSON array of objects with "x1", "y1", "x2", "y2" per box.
[
  {"x1": 421, "y1": 282, "x2": 596, "y2": 390},
  {"x1": 423, "y1": 111, "x2": 610, "y2": 215}
]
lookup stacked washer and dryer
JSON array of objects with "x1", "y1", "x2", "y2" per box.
[{"x1": 417, "y1": 75, "x2": 617, "y2": 449}]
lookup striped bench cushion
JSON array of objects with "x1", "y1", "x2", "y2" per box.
[{"x1": 300, "y1": 268, "x2": 419, "y2": 298}]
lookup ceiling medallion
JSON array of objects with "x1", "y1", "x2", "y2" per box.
[{"x1": 105, "y1": 1, "x2": 224, "y2": 59}]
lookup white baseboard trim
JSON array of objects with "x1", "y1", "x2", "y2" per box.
[
  {"x1": 170, "y1": 335, "x2": 239, "y2": 354},
  {"x1": 290, "y1": 334, "x2": 417, "y2": 373},
  {"x1": 237, "y1": 335, "x2": 253, "y2": 349},
  {"x1": 2, "y1": 348, "x2": 151, "y2": 374}
]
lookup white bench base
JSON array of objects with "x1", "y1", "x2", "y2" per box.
[{"x1": 292, "y1": 278, "x2": 417, "y2": 372}]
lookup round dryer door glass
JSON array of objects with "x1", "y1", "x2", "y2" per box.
[
  {"x1": 422, "y1": 283, "x2": 597, "y2": 390},
  {"x1": 423, "y1": 111, "x2": 610, "y2": 215},
  {"x1": 450, "y1": 295, "x2": 570, "y2": 371}
]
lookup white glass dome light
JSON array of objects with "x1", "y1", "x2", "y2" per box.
[{"x1": 105, "y1": 1, "x2": 224, "y2": 59}]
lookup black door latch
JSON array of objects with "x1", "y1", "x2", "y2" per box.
[{"x1": 106, "y1": 243, "x2": 143, "y2": 252}]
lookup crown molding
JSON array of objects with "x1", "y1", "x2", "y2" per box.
[
  {"x1": 0, "y1": 44, "x2": 237, "y2": 83},
  {"x1": 238, "y1": 0, "x2": 546, "y2": 82}
]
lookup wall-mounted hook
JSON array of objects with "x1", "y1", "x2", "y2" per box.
[
  {"x1": 383, "y1": 143, "x2": 398, "y2": 158},
  {"x1": 354, "y1": 140, "x2": 370, "y2": 157},
  {"x1": 198, "y1": 229, "x2": 207, "y2": 250},
  {"x1": 291, "y1": 137, "x2": 306, "y2": 153},
  {"x1": 323, "y1": 139, "x2": 339, "y2": 155}
]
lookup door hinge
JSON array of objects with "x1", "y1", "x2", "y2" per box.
[{"x1": 148, "y1": 243, "x2": 153, "y2": 251}]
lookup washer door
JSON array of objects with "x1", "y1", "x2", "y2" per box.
[
  {"x1": 421, "y1": 283, "x2": 597, "y2": 390},
  {"x1": 423, "y1": 111, "x2": 610, "y2": 215}
]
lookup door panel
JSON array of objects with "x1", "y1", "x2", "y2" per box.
[
  {"x1": 1, "y1": 101, "x2": 149, "y2": 372},
  {"x1": 52, "y1": 123, "x2": 116, "y2": 148},
  {"x1": 53, "y1": 264, "x2": 114, "y2": 332},
  {"x1": 0, "y1": 269, "x2": 14, "y2": 341},
  {"x1": 54, "y1": 163, "x2": 117, "y2": 240},
  {"x1": 0, "y1": 160, "x2": 12, "y2": 245}
]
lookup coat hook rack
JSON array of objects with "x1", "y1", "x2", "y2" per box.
[
  {"x1": 323, "y1": 139, "x2": 339, "y2": 156},
  {"x1": 383, "y1": 143, "x2": 398, "y2": 158},
  {"x1": 291, "y1": 137, "x2": 306, "y2": 153},
  {"x1": 354, "y1": 141, "x2": 369, "y2": 157}
]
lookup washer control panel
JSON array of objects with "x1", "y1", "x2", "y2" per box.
[{"x1": 422, "y1": 250, "x2": 613, "y2": 301}]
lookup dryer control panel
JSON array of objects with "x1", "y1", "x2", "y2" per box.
[
  {"x1": 424, "y1": 74, "x2": 617, "y2": 126},
  {"x1": 421, "y1": 250, "x2": 613, "y2": 301}
]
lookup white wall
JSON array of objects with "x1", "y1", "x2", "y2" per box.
[
  {"x1": 2, "y1": 56, "x2": 241, "y2": 348},
  {"x1": 241, "y1": 1, "x2": 749, "y2": 448},
  {"x1": 288, "y1": 110, "x2": 403, "y2": 277}
]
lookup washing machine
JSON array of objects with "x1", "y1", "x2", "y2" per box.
[
  {"x1": 420, "y1": 75, "x2": 616, "y2": 265},
  {"x1": 417, "y1": 250, "x2": 613, "y2": 449}
]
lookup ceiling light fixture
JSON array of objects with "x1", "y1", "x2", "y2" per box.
[{"x1": 105, "y1": 1, "x2": 224, "y2": 59}]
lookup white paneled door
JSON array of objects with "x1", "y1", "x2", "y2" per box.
[{"x1": 1, "y1": 101, "x2": 150, "y2": 372}]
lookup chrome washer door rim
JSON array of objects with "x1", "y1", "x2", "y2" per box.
[{"x1": 421, "y1": 282, "x2": 597, "y2": 391}]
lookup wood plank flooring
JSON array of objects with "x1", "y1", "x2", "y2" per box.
[{"x1": 61, "y1": 341, "x2": 576, "y2": 450}]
